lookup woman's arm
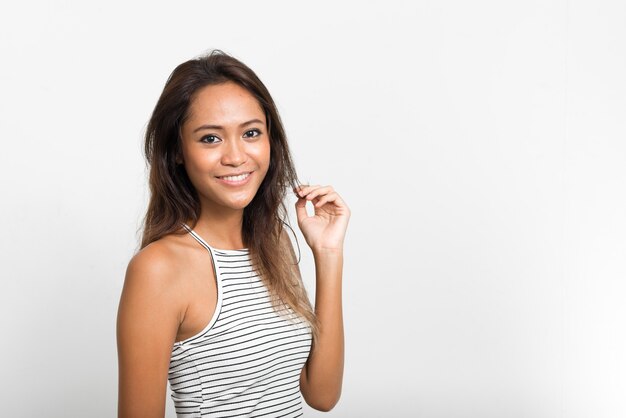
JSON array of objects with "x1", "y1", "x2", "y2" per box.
[
  {"x1": 116, "y1": 245, "x2": 183, "y2": 418},
  {"x1": 293, "y1": 184, "x2": 350, "y2": 411},
  {"x1": 299, "y1": 249, "x2": 344, "y2": 411}
]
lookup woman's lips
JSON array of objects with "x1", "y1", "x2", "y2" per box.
[{"x1": 216, "y1": 171, "x2": 252, "y2": 186}]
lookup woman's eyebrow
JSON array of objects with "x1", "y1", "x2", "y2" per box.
[{"x1": 193, "y1": 118, "x2": 264, "y2": 133}]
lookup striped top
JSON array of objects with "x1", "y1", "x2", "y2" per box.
[{"x1": 168, "y1": 224, "x2": 312, "y2": 417}]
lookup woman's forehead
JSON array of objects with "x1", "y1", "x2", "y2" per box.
[{"x1": 188, "y1": 82, "x2": 265, "y2": 123}]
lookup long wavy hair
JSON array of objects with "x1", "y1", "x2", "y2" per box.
[{"x1": 139, "y1": 49, "x2": 317, "y2": 337}]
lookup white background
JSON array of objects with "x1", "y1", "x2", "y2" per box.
[{"x1": 1, "y1": 1, "x2": 625, "y2": 417}]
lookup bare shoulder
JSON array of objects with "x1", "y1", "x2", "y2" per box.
[
  {"x1": 127, "y1": 238, "x2": 179, "y2": 283},
  {"x1": 121, "y1": 232, "x2": 192, "y2": 322},
  {"x1": 128, "y1": 230, "x2": 196, "y2": 279}
]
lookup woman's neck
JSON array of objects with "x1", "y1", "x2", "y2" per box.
[{"x1": 190, "y1": 206, "x2": 245, "y2": 249}]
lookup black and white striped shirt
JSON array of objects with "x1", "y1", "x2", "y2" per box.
[{"x1": 168, "y1": 224, "x2": 312, "y2": 417}]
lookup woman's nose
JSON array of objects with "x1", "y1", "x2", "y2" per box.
[{"x1": 221, "y1": 138, "x2": 247, "y2": 166}]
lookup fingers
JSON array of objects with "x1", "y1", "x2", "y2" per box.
[
  {"x1": 294, "y1": 193, "x2": 309, "y2": 223},
  {"x1": 293, "y1": 184, "x2": 350, "y2": 214},
  {"x1": 294, "y1": 184, "x2": 332, "y2": 203},
  {"x1": 312, "y1": 191, "x2": 339, "y2": 208}
]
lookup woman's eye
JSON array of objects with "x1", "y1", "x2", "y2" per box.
[
  {"x1": 200, "y1": 135, "x2": 221, "y2": 144},
  {"x1": 243, "y1": 129, "x2": 261, "y2": 138}
]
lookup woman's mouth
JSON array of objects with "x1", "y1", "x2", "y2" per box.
[{"x1": 216, "y1": 171, "x2": 252, "y2": 186}]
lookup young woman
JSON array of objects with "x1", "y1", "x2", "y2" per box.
[{"x1": 116, "y1": 50, "x2": 350, "y2": 418}]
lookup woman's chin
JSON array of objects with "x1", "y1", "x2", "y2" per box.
[{"x1": 223, "y1": 197, "x2": 255, "y2": 210}]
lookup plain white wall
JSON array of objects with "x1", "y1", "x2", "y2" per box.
[{"x1": 1, "y1": 1, "x2": 624, "y2": 417}]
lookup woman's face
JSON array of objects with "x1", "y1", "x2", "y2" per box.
[{"x1": 179, "y1": 81, "x2": 271, "y2": 213}]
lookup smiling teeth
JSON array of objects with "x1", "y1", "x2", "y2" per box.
[{"x1": 221, "y1": 173, "x2": 250, "y2": 181}]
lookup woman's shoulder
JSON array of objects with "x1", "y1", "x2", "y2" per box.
[{"x1": 125, "y1": 231, "x2": 194, "y2": 289}]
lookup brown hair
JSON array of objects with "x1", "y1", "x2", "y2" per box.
[{"x1": 139, "y1": 49, "x2": 317, "y2": 337}]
